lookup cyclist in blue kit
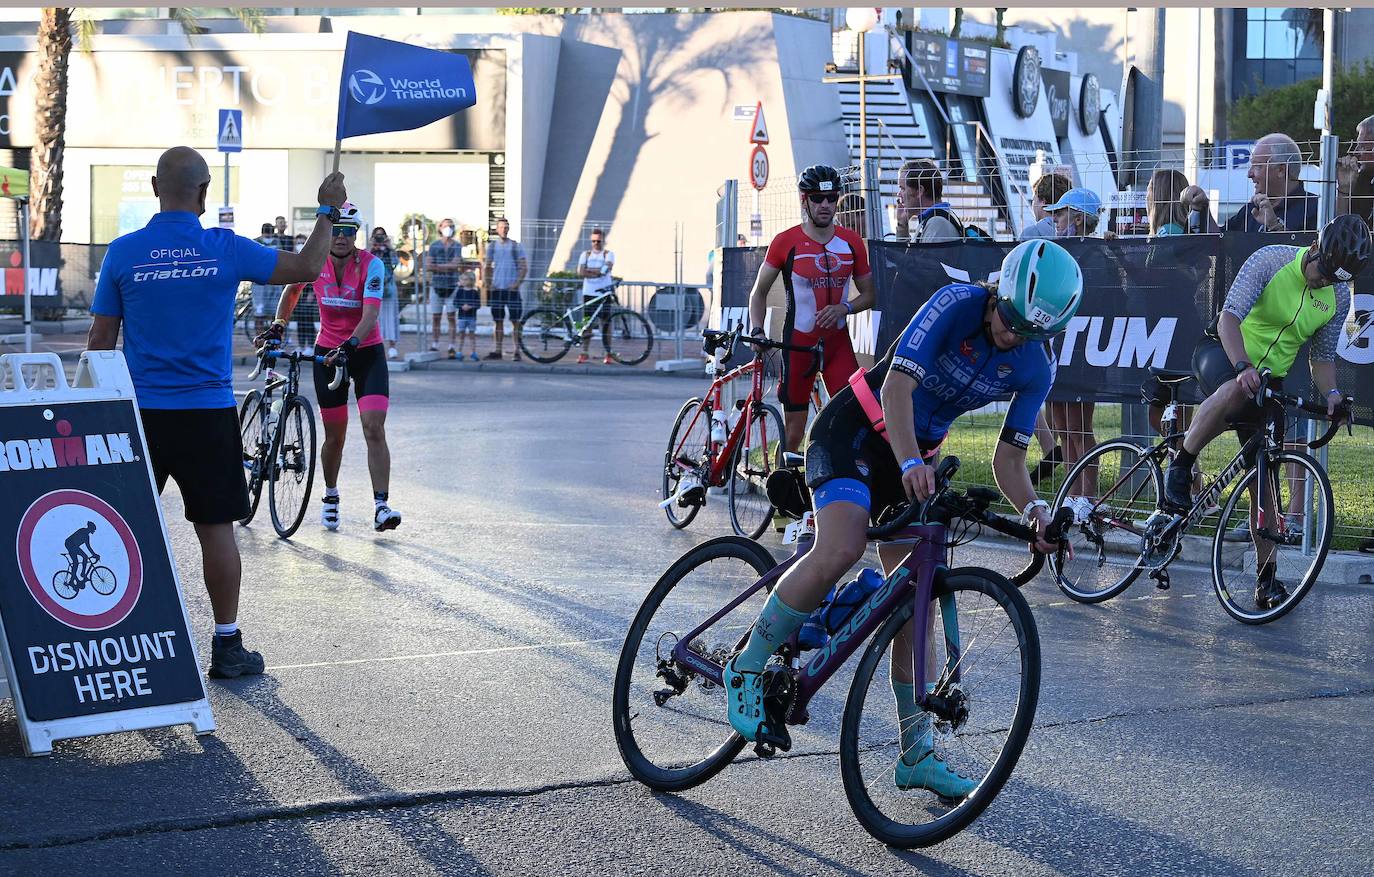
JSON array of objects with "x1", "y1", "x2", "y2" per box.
[{"x1": 724, "y1": 239, "x2": 1084, "y2": 798}]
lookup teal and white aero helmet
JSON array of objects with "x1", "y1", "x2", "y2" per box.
[{"x1": 994, "y1": 239, "x2": 1084, "y2": 339}]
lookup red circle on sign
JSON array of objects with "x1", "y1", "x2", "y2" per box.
[
  {"x1": 749, "y1": 144, "x2": 769, "y2": 191},
  {"x1": 16, "y1": 489, "x2": 144, "y2": 631}
]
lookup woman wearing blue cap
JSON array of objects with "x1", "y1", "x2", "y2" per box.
[{"x1": 1043, "y1": 187, "x2": 1103, "y2": 524}]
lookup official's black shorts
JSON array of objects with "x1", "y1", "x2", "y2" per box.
[
  {"x1": 314, "y1": 342, "x2": 389, "y2": 412},
  {"x1": 140, "y1": 407, "x2": 250, "y2": 524},
  {"x1": 803, "y1": 386, "x2": 941, "y2": 523},
  {"x1": 489, "y1": 288, "x2": 524, "y2": 322}
]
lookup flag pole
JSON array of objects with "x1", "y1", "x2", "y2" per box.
[{"x1": 332, "y1": 139, "x2": 342, "y2": 175}]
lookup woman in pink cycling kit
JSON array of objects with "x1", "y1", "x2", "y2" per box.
[{"x1": 271, "y1": 202, "x2": 401, "y2": 532}]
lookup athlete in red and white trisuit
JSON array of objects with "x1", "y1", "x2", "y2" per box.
[{"x1": 748, "y1": 164, "x2": 877, "y2": 451}]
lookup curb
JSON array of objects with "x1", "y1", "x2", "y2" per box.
[
  {"x1": 975, "y1": 524, "x2": 1373, "y2": 588},
  {"x1": 407, "y1": 359, "x2": 702, "y2": 378}
]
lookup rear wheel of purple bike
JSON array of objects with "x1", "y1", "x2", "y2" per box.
[{"x1": 612, "y1": 536, "x2": 777, "y2": 792}]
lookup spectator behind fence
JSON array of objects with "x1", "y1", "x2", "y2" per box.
[
  {"x1": 576, "y1": 228, "x2": 616, "y2": 365},
  {"x1": 455, "y1": 270, "x2": 480, "y2": 362},
  {"x1": 1148, "y1": 169, "x2": 1191, "y2": 237},
  {"x1": 88, "y1": 147, "x2": 346, "y2": 679},
  {"x1": 428, "y1": 218, "x2": 462, "y2": 355},
  {"x1": 1338, "y1": 114, "x2": 1374, "y2": 229},
  {"x1": 1222, "y1": 133, "x2": 1319, "y2": 233},
  {"x1": 1021, "y1": 172, "x2": 1074, "y2": 241},
  {"x1": 484, "y1": 216, "x2": 528, "y2": 361},
  {"x1": 370, "y1": 227, "x2": 401, "y2": 360},
  {"x1": 1042, "y1": 187, "x2": 1103, "y2": 522},
  {"x1": 250, "y1": 223, "x2": 280, "y2": 337},
  {"x1": 837, "y1": 192, "x2": 866, "y2": 233},
  {"x1": 895, "y1": 159, "x2": 961, "y2": 242}
]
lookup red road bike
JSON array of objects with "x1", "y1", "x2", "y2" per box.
[{"x1": 660, "y1": 327, "x2": 821, "y2": 539}]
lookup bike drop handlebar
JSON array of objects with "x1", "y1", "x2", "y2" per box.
[
  {"x1": 1254, "y1": 368, "x2": 1353, "y2": 450},
  {"x1": 702, "y1": 326, "x2": 822, "y2": 368},
  {"x1": 248, "y1": 344, "x2": 347, "y2": 390},
  {"x1": 865, "y1": 456, "x2": 1074, "y2": 546}
]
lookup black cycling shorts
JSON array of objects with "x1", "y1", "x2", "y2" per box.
[
  {"x1": 489, "y1": 288, "x2": 524, "y2": 322},
  {"x1": 803, "y1": 385, "x2": 941, "y2": 523},
  {"x1": 141, "y1": 407, "x2": 250, "y2": 524},
  {"x1": 314, "y1": 342, "x2": 390, "y2": 413}
]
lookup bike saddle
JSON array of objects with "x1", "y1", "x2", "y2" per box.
[{"x1": 1147, "y1": 367, "x2": 1194, "y2": 383}]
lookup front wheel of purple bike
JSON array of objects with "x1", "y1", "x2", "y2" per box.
[{"x1": 839, "y1": 567, "x2": 1040, "y2": 847}]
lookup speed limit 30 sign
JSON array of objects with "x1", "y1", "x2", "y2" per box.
[{"x1": 749, "y1": 145, "x2": 769, "y2": 191}]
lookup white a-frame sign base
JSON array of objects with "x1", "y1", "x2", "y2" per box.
[{"x1": 0, "y1": 352, "x2": 215, "y2": 756}]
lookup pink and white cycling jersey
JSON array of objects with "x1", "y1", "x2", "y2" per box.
[{"x1": 315, "y1": 249, "x2": 385, "y2": 348}]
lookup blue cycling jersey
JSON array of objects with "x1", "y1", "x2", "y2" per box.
[{"x1": 887, "y1": 283, "x2": 1055, "y2": 448}]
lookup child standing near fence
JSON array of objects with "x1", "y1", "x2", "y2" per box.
[{"x1": 455, "y1": 270, "x2": 480, "y2": 362}]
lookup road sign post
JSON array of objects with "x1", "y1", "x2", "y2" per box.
[
  {"x1": 217, "y1": 109, "x2": 243, "y2": 227},
  {"x1": 0, "y1": 352, "x2": 214, "y2": 756}
]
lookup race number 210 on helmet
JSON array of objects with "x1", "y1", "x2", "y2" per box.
[{"x1": 994, "y1": 239, "x2": 1084, "y2": 339}]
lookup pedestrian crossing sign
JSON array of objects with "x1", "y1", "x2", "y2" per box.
[{"x1": 217, "y1": 109, "x2": 243, "y2": 153}]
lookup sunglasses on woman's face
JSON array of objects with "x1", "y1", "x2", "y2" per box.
[
  {"x1": 806, "y1": 192, "x2": 840, "y2": 204},
  {"x1": 331, "y1": 226, "x2": 358, "y2": 237}
]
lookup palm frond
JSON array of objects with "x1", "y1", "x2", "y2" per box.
[{"x1": 73, "y1": 8, "x2": 97, "y2": 54}]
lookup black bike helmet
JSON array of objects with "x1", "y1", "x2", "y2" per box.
[
  {"x1": 1316, "y1": 213, "x2": 1372, "y2": 282},
  {"x1": 797, "y1": 164, "x2": 842, "y2": 194}
]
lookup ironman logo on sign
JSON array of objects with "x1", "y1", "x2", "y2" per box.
[{"x1": 15, "y1": 489, "x2": 143, "y2": 632}]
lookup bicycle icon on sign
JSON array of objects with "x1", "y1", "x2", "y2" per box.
[{"x1": 53, "y1": 524, "x2": 117, "y2": 600}]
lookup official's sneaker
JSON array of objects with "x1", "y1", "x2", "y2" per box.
[
  {"x1": 1255, "y1": 573, "x2": 1289, "y2": 610},
  {"x1": 374, "y1": 504, "x2": 402, "y2": 532},
  {"x1": 894, "y1": 748, "x2": 979, "y2": 799},
  {"x1": 722, "y1": 655, "x2": 764, "y2": 741},
  {"x1": 603, "y1": 354, "x2": 615, "y2": 365},
  {"x1": 1163, "y1": 463, "x2": 1193, "y2": 513},
  {"x1": 576, "y1": 353, "x2": 590, "y2": 365},
  {"x1": 321, "y1": 494, "x2": 340, "y2": 531},
  {"x1": 484, "y1": 351, "x2": 503, "y2": 361},
  {"x1": 513, "y1": 350, "x2": 522, "y2": 362},
  {"x1": 208, "y1": 631, "x2": 265, "y2": 679}
]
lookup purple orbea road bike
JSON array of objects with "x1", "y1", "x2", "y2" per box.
[{"x1": 614, "y1": 457, "x2": 1064, "y2": 847}]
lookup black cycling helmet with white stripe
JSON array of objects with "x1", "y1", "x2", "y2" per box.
[
  {"x1": 1315, "y1": 213, "x2": 1372, "y2": 282},
  {"x1": 797, "y1": 164, "x2": 842, "y2": 194}
]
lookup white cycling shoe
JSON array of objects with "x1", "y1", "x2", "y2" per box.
[
  {"x1": 374, "y1": 504, "x2": 402, "y2": 532},
  {"x1": 321, "y1": 495, "x2": 340, "y2": 531}
]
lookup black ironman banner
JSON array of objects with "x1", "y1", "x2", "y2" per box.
[{"x1": 0, "y1": 399, "x2": 204, "y2": 722}]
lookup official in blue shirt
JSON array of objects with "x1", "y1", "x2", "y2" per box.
[{"x1": 88, "y1": 145, "x2": 348, "y2": 680}]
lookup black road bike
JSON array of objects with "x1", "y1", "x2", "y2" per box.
[{"x1": 238, "y1": 345, "x2": 342, "y2": 538}]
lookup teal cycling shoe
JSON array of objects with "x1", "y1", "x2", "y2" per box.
[
  {"x1": 723, "y1": 655, "x2": 764, "y2": 741},
  {"x1": 895, "y1": 748, "x2": 978, "y2": 799}
]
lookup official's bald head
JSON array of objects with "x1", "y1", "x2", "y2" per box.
[{"x1": 152, "y1": 146, "x2": 211, "y2": 213}]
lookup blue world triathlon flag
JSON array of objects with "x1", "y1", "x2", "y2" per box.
[{"x1": 336, "y1": 32, "x2": 477, "y2": 140}]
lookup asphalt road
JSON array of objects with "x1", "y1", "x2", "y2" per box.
[{"x1": 1, "y1": 370, "x2": 1372, "y2": 876}]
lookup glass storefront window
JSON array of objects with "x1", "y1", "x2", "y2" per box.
[{"x1": 90, "y1": 165, "x2": 239, "y2": 245}]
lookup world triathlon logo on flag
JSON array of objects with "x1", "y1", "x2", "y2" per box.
[{"x1": 336, "y1": 32, "x2": 478, "y2": 140}]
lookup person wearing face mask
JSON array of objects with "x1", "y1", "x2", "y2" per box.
[
  {"x1": 747, "y1": 165, "x2": 878, "y2": 452},
  {"x1": 428, "y1": 218, "x2": 462, "y2": 355},
  {"x1": 87, "y1": 146, "x2": 347, "y2": 679},
  {"x1": 370, "y1": 227, "x2": 401, "y2": 359}
]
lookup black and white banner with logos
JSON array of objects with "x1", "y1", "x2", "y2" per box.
[{"x1": 717, "y1": 233, "x2": 1374, "y2": 426}]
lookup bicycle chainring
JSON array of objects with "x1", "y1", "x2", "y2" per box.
[{"x1": 1140, "y1": 512, "x2": 1181, "y2": 571}]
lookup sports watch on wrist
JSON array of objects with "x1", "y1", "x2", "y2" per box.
[
  {"x1": 1234, "y1": 359, "x2": 1252, "y2": 376},
  {"x1": 316, "y1": 204, "x2": 341, "y2": 223}
]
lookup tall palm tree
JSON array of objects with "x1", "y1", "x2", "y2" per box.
[{"x1": 29, "y1": 7, "x2": 265, "y2": 241}]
